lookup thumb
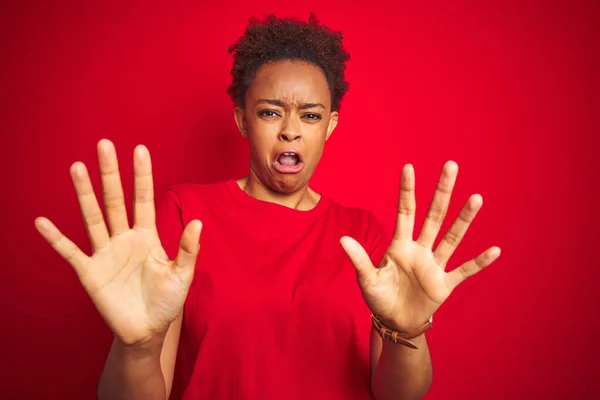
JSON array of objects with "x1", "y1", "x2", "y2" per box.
[
  {"x1": 173, "y1": 220, "x2": 202, "y2": 274},
  {"x1": 340, "y1": 236, "x2": 374, "y2": 280}
]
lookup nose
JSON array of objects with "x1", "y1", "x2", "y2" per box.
[{"x1": 278, "y1": 116, "x2": 302, "y2": 142}]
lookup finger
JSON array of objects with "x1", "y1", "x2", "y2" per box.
[
  {"x1": 393, "y1": 164, "x2": 416, "y2": 241},
  {"x1": 434, "y1": 194, "x2": 483, "y2": 268},
  {"x1": 172, "y1": 220, "x2": 202, "y2": 276},
  {"x1": 417, "y1": 160, "x2": 458, "y2": 248},
  {"x1": 98, "y1": 139, "x2": 129, "y2": 236},
  {"x1": 34, "y1": 216, "x2": 90, "y2": 277},
  {"x1": 340, "y1": 236, "x2": 375, "y2": 281},
  {"x1": 444, "y1": 246, "x2": 501, "y2": 292},
  {"x1": 71, "y1": 162, "x2": 110, "y2": 251},
  {"x1": 133, "y1": 145, "x2": 155, "y2": 230}
]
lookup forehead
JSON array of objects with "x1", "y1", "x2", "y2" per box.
[{"x1": 247, "y1": 60, "x2": 331, "y2": 107}]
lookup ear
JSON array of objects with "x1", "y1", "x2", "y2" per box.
[
  {"x1": 325, "y1": 111, "x2": 339, "y2": 141},
  {"x1": 234, "y1": 107, "x2": 247, "y2": 137}
]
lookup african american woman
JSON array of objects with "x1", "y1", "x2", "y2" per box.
[{"x1": 34, "y1": 14, "x2": 501, "y2": 400}]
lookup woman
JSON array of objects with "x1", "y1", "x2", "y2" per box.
[{"x1": 34, "y1": 14, "x2": 500, "y2": 400}]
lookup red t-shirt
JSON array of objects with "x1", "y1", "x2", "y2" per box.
[{"x1": 156, "y1": 179, "x2": 389, "y2": 400}]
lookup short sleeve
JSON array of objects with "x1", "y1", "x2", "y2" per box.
[
  {"x1": 156, "y1": 189, "x2": 185, "y2": 261},
  {"x1": 366, "y1": 213, "x2": 389, "y2": 268}
]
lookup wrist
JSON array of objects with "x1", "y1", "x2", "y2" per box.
[
  {"x1": 381, "y1": 331, "x2": 427, "y2": 351},
  {"x1": 114, "y1": 333, "x2": 166, "y2": 358},
  {"x1": 371, "y1": 314, "x2": 433, "y2": 349},
  {"x1": 377, "y1": 315, "x2": 429, "y2": 333}
]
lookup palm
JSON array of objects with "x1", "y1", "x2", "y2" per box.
[
  {"x1": 342, "y1": 161, "x2": 501, "y2": 332},
  {"x1": 83, "y1": 229, "x2": 187, "y2": 344},
  {"x1": 35, "y1": 139, "x2": 202, "y2": 346}
]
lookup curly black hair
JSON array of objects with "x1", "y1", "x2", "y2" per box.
[{"x1": 227, "y1": 13, "x2": 350, "y2": 112}]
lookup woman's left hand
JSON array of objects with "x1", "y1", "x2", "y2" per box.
[{"x1": 341, "y1": 161, "x2": 501, "y2": 332}]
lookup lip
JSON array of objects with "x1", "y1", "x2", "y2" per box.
[{"x1": 273, "y1": 150, "x2": 304, "y2": 174}]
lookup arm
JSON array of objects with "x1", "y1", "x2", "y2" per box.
[
  {"x1": 34, "y1": 140, "x2": 199, "y2": 400},
  {"x1": 370, "y1": 329, "x2": 432, "y2": 400},
  {"x1": 97, "y1": 311, "x2": 183, "y2": 400},
  {"x1": 342, "y1": 162, "x2": 501, "y2": 400},
  {"x1": 97, "y1": 335, "x2": 166, "y2": 400}
]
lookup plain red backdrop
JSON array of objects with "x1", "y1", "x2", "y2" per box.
[{"x1": 2, "y1": 0, "x2": 599, "y2": 399}]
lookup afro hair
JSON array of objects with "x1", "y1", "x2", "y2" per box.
[{"x1": 227, "y1": 13, "x2": 350, "y2": 111}]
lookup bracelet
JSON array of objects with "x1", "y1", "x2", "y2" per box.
[{"x1": 371, "y1": 314, "x2": 433, "y2": 349}]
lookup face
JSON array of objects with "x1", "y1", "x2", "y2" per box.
[{"x1": 234, "y1": 60, "x2": 338, "y2": 194}]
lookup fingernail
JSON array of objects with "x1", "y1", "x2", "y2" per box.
[
  {"x1": 489, "y1": 247, "x2": 501, "y2": 259},
  {"x1": 137, "y1": 145, "x2": 146, "y2": 160},
  {"x1": 35, "y1": 217, "x2": 48, "y2": 231}
]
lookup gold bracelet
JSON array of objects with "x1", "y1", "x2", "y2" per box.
[{"x1": 371, "y1": 314, "x2": 433, "y2": 349}]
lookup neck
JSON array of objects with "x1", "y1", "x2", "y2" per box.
[{"x1": 236, "y1": 170, "x2": 320, "y2": 211}]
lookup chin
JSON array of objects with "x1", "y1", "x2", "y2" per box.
[{"x1": 272, "y1": 173, "x2": 308, "y2": 193}]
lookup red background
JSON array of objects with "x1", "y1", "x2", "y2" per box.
[{"x1": 2, "y1": 0, "x2": 599, "y2": 399}]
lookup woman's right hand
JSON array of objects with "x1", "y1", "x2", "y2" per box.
[{"x1": 35, "y1": 139, "x2": 202, "y2": 348}]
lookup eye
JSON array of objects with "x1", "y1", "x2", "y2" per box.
[
  {"x1": 303, "y1": 113, "x2": 322, "y2": 121},
  {"x1": 258, "y1": 110, "x2": 280, "y2": 118}
]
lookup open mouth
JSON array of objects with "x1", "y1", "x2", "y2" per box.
[{"x1": 273, "y1": 151, "x2": 304, "y2": 174}]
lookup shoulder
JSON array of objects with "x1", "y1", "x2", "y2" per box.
[
  {"x1": 159, "y1": 180, "x2": 232, "y2": 208},
  {"x1": 166, "y1": 180, "x2": 229, "y2": 200},
  {"x1": 156, "y1": 180, "x2": 233, "y2": 225},
  {"x1": 325, "y1": 197, "x2": 388, "y2": 253},
  {"x1": 332, "y1": 200, "x2": 389, "y2": 264},
  {"x1": 327, "y1": 197, "x2": 384, "y2": 233}
]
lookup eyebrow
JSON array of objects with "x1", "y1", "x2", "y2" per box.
[{"x1": 255, "y1": 99, "x2": 326, "y2": 110}]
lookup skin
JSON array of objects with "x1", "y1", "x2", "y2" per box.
[
  {"x1": 34, "y1": 58, "x2": 501, "y2": 400},
  {"x1": 233, "y1": 60, "x2": 338, "y2": 210},
  {"x1": 342, "y1": 162, "x2": 501, "y2": 399},
  {"x1": 239, "y1": 59, "x2": 502, "y2": 399}
]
